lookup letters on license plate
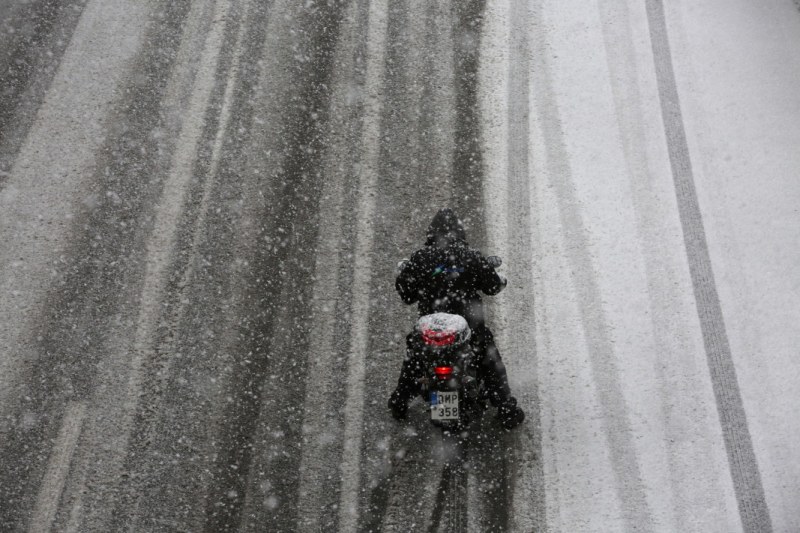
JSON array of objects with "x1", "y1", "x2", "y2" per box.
[{"x1": 430, "y1": 391, "x2": 459, "y2": 420}]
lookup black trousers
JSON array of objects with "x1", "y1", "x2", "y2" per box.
[{"x1": 392, "y1": 325, "x2": 513, "y2": 406}]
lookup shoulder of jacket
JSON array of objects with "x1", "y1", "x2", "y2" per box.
[
  {"x1": 409, "y1": 247, "x2": 433, "y2": 263},
  {"x1": 464, "y1": 247, "x2": 483, "y2": 260}
]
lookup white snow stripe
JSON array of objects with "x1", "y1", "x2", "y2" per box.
[
  {"x1": 29, "y1": 402, "x2": 87, "y2": 533},
  {"x1": 336, "y1": 0, "x2": 388, "y2": 530}
]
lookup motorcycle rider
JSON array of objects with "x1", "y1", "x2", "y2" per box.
[{"x1": 388, "y1": 208, "x2": 525, "y2": 430}]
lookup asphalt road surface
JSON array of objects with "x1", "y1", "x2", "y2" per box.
[{"x1": 1, "y1": 1, "x2": 799, "y2": 531}]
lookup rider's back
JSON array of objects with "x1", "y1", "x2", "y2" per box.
[{"x1": 395, "y1": 210, "x2": 505, "y2": 328}]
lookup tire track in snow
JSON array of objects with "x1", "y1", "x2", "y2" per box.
[
  {"x1": 449, "y1": 1, "x2": 492, "y2": 529},
  {"x1": 0, "y1": 0, "x2": 150, "y2": 421},
  {"x1": 115, "y1": 0, "x2": 222, "y2": 449},
  {"x1": 451, "y1": 0, "x2": 488, "y2": 244},
  {"x1": 294, "y1": 0, "x2": 369, "y2": 529},
  {"x1": 472, "y1": 0, "x2": 548, "y2": 530},
  {"x1": 362, "y1": 421, "x2": 439, "y2": 532},
  {"x1": 52, "y1": 0, "x2": 234, "y2": 528},
  {"x1": 596, "y1": 0, "x2": 737, "y2": 528},
  {"x1": 358, "y1": 0, "x2": 462, "y2": 528},
  {"x1": 429, "y1": 455, "x2": 468, "y2": 533},
  {"x1": 336, "y1": 0, "x2": 388, "y2": 529},
  {"x1": 111, "y1": 1, "x2": 255, "y2": 529},
  {"x1": 644, "y1": 1, "x2": 773, "y2": 530},
  {"x1": 452, "y1": 0, "x2": 543, "y2": 529},
  {"x1": 200, "y1": 1, "x2": 348, "y2": 529},
  {"x1": 104, "y1": 0, "x2": 233, "y2": 518},
  {"x1": 528, "y1": 0, "x2": 655, "y2": 528},
  {"x1": 479, "y1": 0, "x2": 546, "y2": 530}
]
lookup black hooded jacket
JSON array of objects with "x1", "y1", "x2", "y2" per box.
[{"x1": 395, "y1": 209, "x2": 505, "y2": 329}]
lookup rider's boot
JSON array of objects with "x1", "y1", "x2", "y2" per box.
[
  {"x1": 388, "y1": 389, "x2": 410, "y2": 420},
  {"x1": 497, "y1": 397, "x2": 525, "y2": 430},
  {"x1": 390, "y1": 342, "x2": 423, "y2": 421}
]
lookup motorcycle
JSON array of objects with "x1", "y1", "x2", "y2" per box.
[
  {"x1": 412, "y1": 312, "x2": 485, "y2": 435},
  {"x1": 402, "y1": 256, "x2": 504, "y2": 437}
]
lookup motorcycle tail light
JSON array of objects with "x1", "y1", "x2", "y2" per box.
[
  {"x1": 434, "y1": 366, "x2": 454, "y2": 378},
  {"x1": 422, "y1": 328, "x2": 456, "y2": 346}
]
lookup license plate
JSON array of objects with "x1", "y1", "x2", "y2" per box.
[{"x1": 430, "y1": 391, "x2": 459, "y2": 420}]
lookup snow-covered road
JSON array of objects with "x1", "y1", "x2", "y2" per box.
[{"x1": 0, "y1": 0, "x2": 798, "y2": 531}]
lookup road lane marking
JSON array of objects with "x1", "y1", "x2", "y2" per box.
[
  {"x1": 336, "y1": 0, "x2": 388, "y2": 529},
  {"x1": 644, "y1": 1, "x2": 773, "y2": 531},
  {"x1": 29, "y1": 402, "x2": 87, "y2": 533}
]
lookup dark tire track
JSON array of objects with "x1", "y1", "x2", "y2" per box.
[
  {"x1": 488, "y1": 0, "x2": 546, "y2": 529},
  {"x1": 357, "y1": 0, "x2": 463, "y2": 529},
  {"x1": 431, "y1": 435, "x2": 468, "y2": 533},
  {"x1": 469, "y1": 419, "x2": 513, "y2": 532},
  {"x1": 290, "y1": 1, "x2": 374, "y2": 530},
  {"x1": 451, "y1": 0, "x2": 488, "y2": 247},
  {"x1": 645, "y1": 1, "x2": 773, "y2": 530},
  {"x1": 361, "y1": 421, "x2": 437, "y2": 533},
  {"x1": 428, "y1": 464, "x2": 468, "y2": 533},
  {"x1": 200, "y1": 2, "x2": 348, "y2": 531},
  {"x1": 450, "y1": 1, "x2": 524, "y2": 530}
]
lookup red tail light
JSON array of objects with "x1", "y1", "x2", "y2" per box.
[
  {"x1": 434, "y1": 366, "x2": 454, "y2": 378},
  {"x1": 422, "y1": 328, "x2": 456, "y2": 346}
]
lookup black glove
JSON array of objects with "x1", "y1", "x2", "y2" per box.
[{"x1": 396, "y1": 259, "x2": 409, "y2": 275}]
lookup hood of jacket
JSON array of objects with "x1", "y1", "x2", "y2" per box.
[{"x1": 425, "y1": 208, "x2": 467, "y2": 247}]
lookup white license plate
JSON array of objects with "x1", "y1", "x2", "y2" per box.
[{"x1": 430, "y1": 391, "x2": 459, "y2": 420}]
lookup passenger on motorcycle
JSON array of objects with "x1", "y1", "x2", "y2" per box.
[{"x1": 389, "y1": 208, "x2": 525, "y2": 429}]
